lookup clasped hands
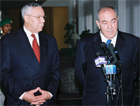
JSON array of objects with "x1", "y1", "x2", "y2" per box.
[{"x1": 22, "y1": 87, "x2": 51, "y2": 106}]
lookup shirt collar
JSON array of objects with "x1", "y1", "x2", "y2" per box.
[
  {"x1": 23, "y1": 26, "x2": 40, "y2": 46},
  {"x1": 23, "y1": 26, "x2": 38, "y2": 38},
  {"x1": 100, "y1": 31, "x2": 118, "y2": 47}
]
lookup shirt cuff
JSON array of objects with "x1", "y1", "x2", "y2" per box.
[
  {"x1": 19, "y1": 92, "x2": 26, "y2": 100},
  {"x1": 48, "y1": 92, "x2": 53, "y2": 99}
]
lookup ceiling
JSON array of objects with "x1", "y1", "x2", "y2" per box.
[{"x1": 0, "y1": 0, "x2": 46, "y2": 10}]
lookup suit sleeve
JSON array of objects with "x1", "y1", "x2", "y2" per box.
[
  {"x1": 132, "y1": 38, "x2": 139, "y2": 81},
  {"x1": 75, "y1": 39, "x2": 86, "y2": 86},
  {"x1": 46, "y1": 38, "x2": 61, "y2": 99},
  {"x1": 0, "y1": 37, "x2": 25, "y2": 102}
]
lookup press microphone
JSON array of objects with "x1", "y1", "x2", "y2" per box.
[
  {"x1": 113, "y1": 47, "x2": 122, "y2": 83},
  {"x1": 95, "y1": 51, "x2": 116, "y2": 96},
  {"x1": 100, "y1": 42, "x2": 114, "y2": 63},
  {"x1": 95, "y1": 52, "x2": 107, "y2": 67},
  {"x1": 95, "y1": 52, "x2": 108, "y2": 83},
  {"x1": 108, "y1": 44, "x2": 121, "y2": 71},
  {"x1": 114, "y1": 47, "x2": 121, "y2": 61},
  {"x1": 95, "y1": 51, "x2": 116, "y2": 100},
  {"x1": 105, "y1": 64, "x2": 116, "y2": 96},
  {"x1": 108, "y1": 43, "x2": 117, "y2": 64},
  {"x1": 101, "y1": 43, "x2": 116, "y2": 97},
  {"x1": 114, "y1": 47, "x2": 122, "y2": 69},
  {"x1": 96, "y1": 52, "x2": 101, "y2": 57}
]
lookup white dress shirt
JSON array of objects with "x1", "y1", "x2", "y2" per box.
[
  {"x1": 23, "y1": 26, "x2": 40, "y2": 47},
  {"x1": 100, "y1": 31, "x2": 118, "y2": 47}
]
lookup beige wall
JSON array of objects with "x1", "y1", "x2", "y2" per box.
[{"x1": 51, "y1": 7, "x2": 69, "y2": 50}]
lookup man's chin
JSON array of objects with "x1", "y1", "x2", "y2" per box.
[
  {"x1": 7, "y1": 31, "x2": 12, "y2": 33},
  {"x1": 38, "y1": 29, "x2": 43, "y2": 32}
]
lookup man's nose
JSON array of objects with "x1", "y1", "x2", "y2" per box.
[
  {"x1": 8, "y1": 26, "x2": 12, "y2": 29},
  {"x1": 41, "y1": 17, "x2": 45, "y2": 23},
  {"x1": 108, "y1": 22, "x2": 112, "y2": 28}
]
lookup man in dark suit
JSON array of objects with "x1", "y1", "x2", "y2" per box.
[
  {"x1": 1, "y1": 3, "x2": 61, "y2": 106},
  {"x1": 0, "y1": 19, "x2": 12, "y2": 106},
  {"x1": 75, "y1": 6, "x2": 139, "y2": 105}
]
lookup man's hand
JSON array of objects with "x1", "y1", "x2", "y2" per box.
[
  {"x1": 31, "y1": 87, "x2": 52, "y2": 105},
  {"x1": 38, "y1": 87, "x2": 52, "y2": 100},
  {"x1": 22, "y1": 87, "x2": 45, "y2": 105}
]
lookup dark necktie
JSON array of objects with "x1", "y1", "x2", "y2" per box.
[
  {"x1": 106, "y1": 39, "x2": 112, "y2": 47},
  {"x1": 31, "y1": 34, "x2": 40, "y2": 63}
]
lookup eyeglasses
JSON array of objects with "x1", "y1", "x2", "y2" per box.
[{"x1": 26, "y1": 14, "x2": 47, "y2": 20}]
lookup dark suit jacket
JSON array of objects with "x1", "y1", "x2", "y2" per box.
[
  {"x1": 1, "y1": 28, "x2": 61, "y2": 105},
  {"x1": 75, "y1": 31, "x2": 139, "y2": 105}
]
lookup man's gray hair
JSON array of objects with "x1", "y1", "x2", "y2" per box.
[
  {"x1": 21, "y1": 2, "x2": 42, "y2": 20},
  {"x1": 97, "y1": 6, "x2": 118, "y2": 21}
]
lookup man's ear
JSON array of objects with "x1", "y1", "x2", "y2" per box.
[
  {"x1": 96, "y1": 20, "x2": 100, "y2": 29},
  {"x1": 0, "y1": 27, "x2": 3, "y2": 32},
  {"x1": 0, "y1": 27, "x2": 3, "y2": 35},
  {"x1": 0, "y1": 27, "x2": 3, "y2": 30},
  {"x1": 24, "y1": 15, "x2": 29, "y2": 23}
]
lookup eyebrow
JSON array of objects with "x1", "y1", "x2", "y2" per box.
[
  {"x1": 35, "y1": 14, "x2": 45, "y2": 16},
  {"x1": 111, "y1": 18, "x2": 117, "y2": 21}
]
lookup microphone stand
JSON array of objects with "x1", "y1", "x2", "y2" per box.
[
  {"x1": 100, "y1": 64, "x2": 110, "y2": 106},
  {"x1": 101, "y1": 62, "x2": 117, "y2": 106},
  {"x1": 116, "y1": 62, "x2": 123, "y2": 106},
  {"x1": 100, "y1": 64, "x2": 116, "y2": 106},
  {"x1": 99, "y1": 43, "x2": 123, "y2": 106},
  {"x1": 95, "y1": 51, "x2": 116, "y2": 106}
]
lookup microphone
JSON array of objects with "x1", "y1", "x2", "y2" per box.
[
  {"x1": 114, "y1": 47, "x2": 122, "y2": 69},
  {"x1": 108, "y1": 44, "x2": 122, "y2": 85},
  {"x1": 94, "y1": 52, "x2": 107, "y2": 67},
  {"x1": 114, "y1": 47, "x2": 121, "y2": 61},
  {"x1": 95, "y1": 50, "x2": 116, "y2": 97},
  {"x1": 101, "y1": 42, "x2": 116, "y2": 97},
  {"x1": 113, "y1": 47, "x2": 122, "y2": 83},
  {"x1": 96, "y1": 52, "x2": 101, "y2": 57},
  {"x1": 100, "y1": 42, "x2": 114, "y2": 63},
  {"x1": 105, "y1": 64, "x2": 116, "y2": 96},
  {"x1": 95, "y1": 52, "x2": 106, "y2": 74},
  {"x1": 107, "y1": 44, "x2": 121, "y2": 71},
  {"x1": 108, "y1": 43, "x2": 117, "y2": 64},
  {"x1": 107, "y1": 43, "x2": 117, "y2": 96}
]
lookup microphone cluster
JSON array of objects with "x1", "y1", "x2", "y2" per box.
[{"x1": 94, "y1": 42, "x2": 122, "y2": 100}]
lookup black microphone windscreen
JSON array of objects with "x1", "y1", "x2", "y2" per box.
[
  {"x1": 96, "y1": 52, "x2": 101, "y2": 57},
  {"x1": 100, "y1": 42, "x2": 106, "y2": 49},
  {"x1": 108, "y1": 43, "x2": 114, "y2": 50},
  {"x1": 114, "y1": 47, "x2": 121, "y2": 61},
  {"x1": 108, "y1": 43, "x2": 117, "y2": 64}
]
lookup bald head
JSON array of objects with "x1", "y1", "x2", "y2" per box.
[{"x1": 97, "y1": 6, "x2": 118, "y2": 21}]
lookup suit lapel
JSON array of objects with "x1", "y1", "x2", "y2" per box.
[
  {"x1": 92, "y1": 32, "x2": 105, "y2": 55},
  {"x1": 17, "y1": 28, "x2": 40, "y2": 69},
  {"x1": 30, "y1": 32, "x2": 48, "y2": 80},
  {"x1": 39, "y1": 32, "x2": 48, "y2": 69},
  {"x1": 115, "y1": 31, "x2": 125, "y2": 54}
]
